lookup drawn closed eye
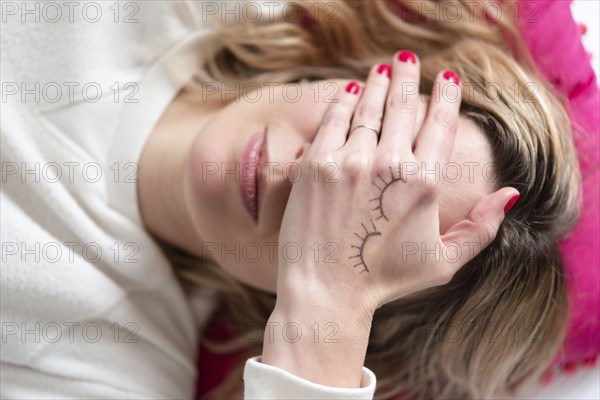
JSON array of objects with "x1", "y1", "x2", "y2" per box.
[
  {"x1": 349, "y1": 219, "x2": 381, "y2": 274},
  {"x1": 370, "y1": 164, "x2": 406, "y2": 222}
]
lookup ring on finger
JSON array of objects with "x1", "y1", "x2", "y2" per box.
[{"x1": 349, "y1": 124, "x2": 380, "y2": 137}]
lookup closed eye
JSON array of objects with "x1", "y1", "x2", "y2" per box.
[
  {"x1": 370, "y1": 164, "x2": 406, "y2": 222},
  {"x1": 349, "y1": 219, "x2": 381, "y2": 274}
]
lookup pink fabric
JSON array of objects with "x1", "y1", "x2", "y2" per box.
[
  {"x1": 516, "y1": 0, "x2": 600, "y2": 368},
  {"x1": 195, "y1": 307, "x2": 246, "y2": 398}
]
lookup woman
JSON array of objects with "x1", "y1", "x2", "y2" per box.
[
  {"x1": 144, "y1": 1, "x2": 580, "y2": 398},
  {"x1": 0, "y1": 0, "x2": 582, "y2": 399}
]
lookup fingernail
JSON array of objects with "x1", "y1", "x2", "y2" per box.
[
  {"x1": 504, "y1": 194, "x2": 520, "y2": 214},
  {"x1": 443, "y1": 70, "x2": 460, "y2": 85},
  {"x1": 346, "y1": 81, "x2": 360, "y2": 95},
  {"x1": 398, "y1": 50, "x2": 417, "y2": 64},
  {"x1": 377, "y1": 63, "x2": 391, "y2": 78}
]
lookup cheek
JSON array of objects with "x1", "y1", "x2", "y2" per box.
[
  {"x1": 269, "y1": 81, "x2": 352, "y2": 140},
  {"x1": 186, "y1": 134, "x2": 229, "y2": 214},
  {"x1": 438, "y1": 165, "x2": 496, "y2": 233},
  {"x1": 276, "y1": 88, "x2": 330, "y2": 134}
]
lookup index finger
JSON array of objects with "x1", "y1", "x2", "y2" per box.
[{"x1": 307, "y1": 81, "x2": 361, "y2": 156}]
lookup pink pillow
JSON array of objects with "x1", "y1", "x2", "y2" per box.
[
  {"x1": 515, "y1": 0, "x2": 600, "y2": 376},
  {"x1": 195, "y1": 307, "x2": 246, "y2": 399}
]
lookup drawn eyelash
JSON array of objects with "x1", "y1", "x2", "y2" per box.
[
  {"x1": 370, "y1": 164, "x2": 407, "y2": 222},
  {"x1": 349, "y1": 219, "x2": 381, "y2": 274}
]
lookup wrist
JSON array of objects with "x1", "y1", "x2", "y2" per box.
[
  {"x1": 273, "y1": 277, "x2": 379, "y2": 328},
  {"x1": 260, "y1": 298, "x2": 374, "y2": 388},
  {"x1": 268, "y1": 298, "x2": 374, "y2": 343}
]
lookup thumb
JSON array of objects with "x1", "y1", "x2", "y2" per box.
[{"x1": 441, "y1": 187, "x2": 520, "y2": 266}]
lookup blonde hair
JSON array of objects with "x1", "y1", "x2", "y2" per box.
[{"x1": 173, "y1": 1, "x2": 581, "y2": 398}]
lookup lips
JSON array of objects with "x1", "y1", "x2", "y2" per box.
[{"x1": 239, "y1": 130, "x2": 266, "y2": 222}]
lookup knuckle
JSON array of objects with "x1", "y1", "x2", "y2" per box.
[
  {"x1": 469, "y1": 208, "x2": 497, "y2": 246},
  {"x1": 373, "y1": 154, "x2": 402, "y2": 175},
  {"x1": 321, "y1": 110, "x2": 348, "y2": 130},
  {"x1": 469, "y1": 207, "x2": 486, "y2": 224},
  {"x1": 479, "y1": 220, "x2": 497, "y2": 246},
  {"x1": 433, "y1": 108, "x2": 458, "y2": 135},
  {"x1": 342, "y1": 153, "x2": 370, "y2": 177},
  {"x1": 387, "y1": 92, "x2": 416, "y2": 114},
  {"x1": 311, "y1": 150, "x2": 336, "y2": 165},
  {"x1": 355, "y1": 103, "x2": 383, "y2": 121},
  {"x1": 309, "y1": 153, "x2": 339, "y2": 181}
]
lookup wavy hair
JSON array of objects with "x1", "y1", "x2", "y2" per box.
[{"x1": 172, "y1": 0, "x2": 581, "y2": 398}]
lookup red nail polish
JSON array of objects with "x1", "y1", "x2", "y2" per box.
[
  {"x1": 398, "y1": 50, "x2": 416, "y2": 64},
  {"x1": 377, "y1": 63, "x2": 391, "y2": 78},
  {"x1": 504, "y1": 194, "x2": 519, "y2": 214},
  {"x1": 346, "y1": 81, "x2": 360, "y2": 95},
  {"x1": 443, "y1": 70, "x2": 460, "y2": 85}
]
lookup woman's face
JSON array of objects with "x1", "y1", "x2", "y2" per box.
[{"x1": 185, "y1": 80, "x2": 495, "y2": 293}]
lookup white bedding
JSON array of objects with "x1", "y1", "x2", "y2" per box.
[{"x1": 572, "y1": 0, "x2": 600, "y2": 82}]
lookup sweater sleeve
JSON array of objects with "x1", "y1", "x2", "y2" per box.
[{"x1": 243, "y1": 356, "x2": 376, "y2": 399}]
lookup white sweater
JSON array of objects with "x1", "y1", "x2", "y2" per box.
[{"x1": 0, "y1": 0, "x2": 375, "y2": 398}]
